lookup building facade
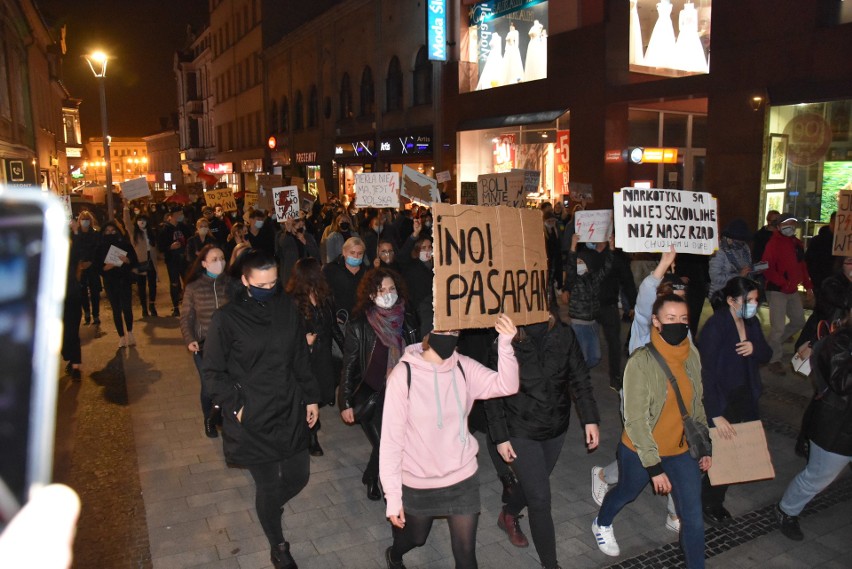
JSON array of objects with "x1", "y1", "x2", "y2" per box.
[
  {"x1": 63, "y1": 98, "x2": 84, "y2": 187},
  {"x1": 83, "y1": 137, "x2": 148, "y2": 185},
  {"x1": 144, "y1": 130, "x2": 183, "y2": 192}
]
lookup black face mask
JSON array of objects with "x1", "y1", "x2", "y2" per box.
[
  {"x1": 339, "y1": 222, "x2": 351, "y2": 231},
  {"x1": 658, "y1": 323, "x2": 689, "y2": 346},
  {"x1": 248, "y1": 285, "x2": 276, "y2": 303},
  {"x1": 429, "y1": 333, "x2": 458, "y2": 360}
]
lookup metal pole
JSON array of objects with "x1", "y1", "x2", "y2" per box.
[{"x1": 99, "y1": 76, "x2": 114, "y2": 220}]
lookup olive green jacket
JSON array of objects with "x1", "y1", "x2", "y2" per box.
[{"x1": 622, "y1": 342, "x2": 709, "y2": 475}]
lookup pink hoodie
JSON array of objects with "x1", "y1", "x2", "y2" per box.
[{"x1": 379, "y1": 335, "x2": 519, "y2": 518}]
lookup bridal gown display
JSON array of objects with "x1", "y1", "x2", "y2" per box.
[
  {"x1": 476, "y1": 32, "x2": 504, "y2": 91},
  {"x1": 643, "y1": 0, "x2": 676, "y2": 69},
  {"x1": 503, "y1": 23, "x2": 525, "y2": 84},
  {"x1": 629, "y1": 0, "x2": 644, "y2": 65},
  {"x1": 673, "y1": 2, "x2": 708, "y2": 72},
  {"x1": 523, "y1": 20, "x2": 547, "y2": 82}
]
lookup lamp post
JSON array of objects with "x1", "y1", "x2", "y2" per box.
[{"x1": 85, "y1": 51, "x2": 114, "y2": 220}]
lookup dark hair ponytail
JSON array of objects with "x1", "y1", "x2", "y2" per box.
[{"x1": 710, "y1": 276, "x2": 759, "y2": 311}]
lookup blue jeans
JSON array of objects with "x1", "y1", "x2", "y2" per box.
[
  {"x1": 571, "y1": 321, "x2": 601, "y2": 368},
  {"x1": 598, "y1": 443, "x2": 705, "y2": 569},
  {"x1": 780, "y1": 440, "x2": 852, "y2": 516}
]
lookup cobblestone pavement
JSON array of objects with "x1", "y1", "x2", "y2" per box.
[{"x1": 58, "y1": 297, "x2": 852, "y2": 569}]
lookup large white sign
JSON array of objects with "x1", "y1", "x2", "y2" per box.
[
  {"x1": 120, "y1": 177, "x2": 150, "y2": 201},
  {"x1": 355, "y1": 172, "x2": 400, "y2": 208},
  {"x1": 402, "y1": 166, "x2": 440, "y2": 205},
  {"x1": 613, "y1": 187, "x2": 718, "y2": 254},
  {"x1": 273, "y1": 186, "x2": 300, "y2": 221},
  {"x1": 574, "y1": 210, "x2": 613, "y2": 242}
]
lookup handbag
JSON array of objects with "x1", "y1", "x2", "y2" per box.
[
  {"x1": 350, "y1": 383, "x2": 381, "y2": 424},
  {"x1": 646, "y1": 343, "x2": 712, "y2": 459}
]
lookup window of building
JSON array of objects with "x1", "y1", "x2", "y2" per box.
[
  {"x1": 294, "y1": 90, "x2": 304, "y2": 130},
  {"x1": 413, "y1": 46, "x2": 432, "y2": 106},
  {"x1": 360, "y1": 66, "x2": 375, "y2": 117},
  {"x1": 280, "y1": 97, "x2": 289, "y2": 132},
  {"x1": 386, "y1": 56, "x2": 403, "y2": 112},
  {"x1": 0, "y1": 45, "x2": 11, "y2": 120},
  {"x1": 340, "y1": 73, "x2": 352, "y2": 120},
  {"x1": 629, "y1": 0, "x2": 711, "y2": 78},
  {"x1": 308, "y1": 85, "x2": 319, "y2": 128}
]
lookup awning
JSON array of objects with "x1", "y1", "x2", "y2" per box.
[{"x1": 457, "y1": 109, "x2": 568, "y2": 131}]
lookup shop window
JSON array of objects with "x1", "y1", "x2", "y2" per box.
[
  {"x1": 360, "y1": 66, "x2": 375, "y2": 117},
  {"x1": 691, "y1": 114, "x2": 707, "y2": 148},
  {"x1": 413, "y1": 47, "x2": 432, "y2": 106},
  {"x1": 629, "y1": 0, "x2": 711, "y2": 78},
  {"x1": 294, "y1": 91, "x2": 304, "y2": 130},
  {"x1": 461, "y1": 0, "x2": 549, "y2": 93},
  {"x1": 340, "y1": 73, "x2": 353, "y2": 120},
  {"x1": 308, "y1": 85, "x2": 318, "y2": 128},
  {"x1": 280, "y1": 96, "x2": 289, "y2": 132},
  {"x1": 628, "y1": 109, "x2": 659, "y2": 147},
  {"x1": 662, "y1": 113, "x2": 688, "y2": 148},
  {"x1": 386, "y1": 56, "x2": 403, "y2": 112},
  {"x1": 269, "y1": 100, "x2": 278, "y2": 133}
]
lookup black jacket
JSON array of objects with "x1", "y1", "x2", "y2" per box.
[
  {"x1": 202, "y1": 289, "x2": 320, "y2": 466},
  {"x1": 807, "y1": 328, "x2": 852, "y2": 456},
  {"x1": 157, "y1": 221, "x2": 192, "y2": 264},
  {"x1": 566, "y1": 249, "x2": 612, "y2": 320},
  {"x1": 338, "y1": 310, "x2": 419, "y2": 411},
  {"x1": 806, "y1": 226, "x2": 835, "y2": 292},
  {"x1": 322, "y1": 255, "x2": 368, "y2": 318},
  {"x1": 484, "y1": 321, "x2": 600, "y2": 443},
  {"x1": 301, "y1": 298, "x2": 345, "y2": 405},
  {"x1": 96, "y1": 235, "x2": 139, "y2": 283}
]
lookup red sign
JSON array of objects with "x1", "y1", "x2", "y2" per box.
[
  {"x1": 784, "y1": 113, "x2": 832, "y2": 166},
  {"x1": 604, "y1": 150, "x2": 623, "y2": 163},
  {"x1": 555, "y1": 130, "x2": 570, "y2": 196},
  {"x1": 203, "y1": 162, "x2": 233, "y2": 174},
  {"x1": 492, "y1": 134, "x2": 516, "y2": 173}
]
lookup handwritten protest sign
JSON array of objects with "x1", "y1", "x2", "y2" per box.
[
  {"x1": 60, "y1": 195, "x2": 73, "y2": 222},
  {"x1": 436, "y1": 170, "x2": 451, "y2": 183},
  {"x1": 355, "y1": 172, "x2": 400, "y2": 208},
  {"x1": 120, "y1": 177, "x2": 150, "y2": 201},
  {"x1": 460, "y1": 182, "x2": 478, "y2": 205},
  {"x1": 574, "y1": 210, "x2": 613, "y2": 242},
  {"x1": 522, "y1": 170, "x2": 541, "y2": 194},
  {"x1": 105, "y1": 245, "x2": 128, "y2": 266},
  {"x1": 432, "y1": 204, "x2": 550, "y2": 330},
  {"x1": 402, "y1": 166, "x2": 440, "y2": 205},
  {"x1": 244, "y1": 191, "x2": 258, "y2": 211},
  {"x1": 708, "y1": 421, "x2": 775, "y2": 486},
  {"x1": 613, "y1": 187, "x2": 718, "y2": 254},
  {"x1": 273, "y1": 186, "x2": 300, "y2": 221},
  {"x1": 257, "y1": 174, "x2": 282, "y2": 192},
  {"x1": 204, "y1": 189, "x2": 238, "y2": 212},
  {"x1": 477, "y1": 171, "x2": 525, "y2": 207},
  {"x1": 832, "y1": 190, "x2": 852, "y2": 255}
]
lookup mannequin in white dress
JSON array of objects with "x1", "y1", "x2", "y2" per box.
[
  {"x1": 503, "y1": 23, "x2": 525, "y2": 84},
  {"x1": 629, "y1": 0, "x2": 644, "y2": 65},
  {"x1": 524, "y1": 20, "x2": 547, "y2": 81},
  {"x1": 644, "y1": 0, "x2": 676, "y2": 69},
  {"x1": 476, "y1": 32, "x2": 504, "y2": 91},
  {"x1": 674, "y1": 2, "x2": 708, "y2": 72}
]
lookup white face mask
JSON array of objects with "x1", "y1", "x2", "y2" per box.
[
  {"x1": 420, "y1": 250, "x2": 433, "y2": 263},
  {"x1": 206, "y1": 260, "x2": 226, "y2": 276},
  {"x1": 137, "y1": 221, "x2": 147, "y2": 229},
  {"x1": 80, "y1": 219, "x2": 91, "y2": 229},
  {"x1": 576, "y1": 262, "x2": 588, "y2": 276},
  {"x1": 374, "y1": 292, "x2": 398, "y2": 309},
  {"x1": 780, "y1": 225, "x2": 796, "y2": 237}
]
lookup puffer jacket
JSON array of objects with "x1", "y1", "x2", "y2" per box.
[
  {"x1": 806, "y1": 328, "x2": 852, "y2": 456},
  {"x1": 565, "y1": 249, "x2": 612, "y2": 320},
  {"x1": 338, "y1": 309, "x2": 419, "y2": 410},
  {"x1": 180, "y1": 273, "x2": 232, "y2": 346},
  {"x1": 484, "y1": 321, "x2": 599, "y2": 443}
]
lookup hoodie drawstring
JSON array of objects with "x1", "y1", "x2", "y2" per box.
[
  {"x1": 432, "y1": 365, "x2": 443, "y2": 429},
  {"x1": 431, "y1": 364, "x2": 467, "y2": 446}
]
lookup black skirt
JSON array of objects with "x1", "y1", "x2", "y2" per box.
[{"x1": 402, "y1": 471, "x2": 480, "y2": 516}]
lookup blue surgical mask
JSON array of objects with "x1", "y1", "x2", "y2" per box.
[
  {"x1": 345, "y1": 255, "x2": 363, "y2": 267},
  {"x1": 249, "y1": 285, "x2": 275, "y2": 302},
  {"x1": 254, "y1": 220, "x2": 264, "y2": 229},
  {"x1": 739, "y1": 302, "x2": 758, "y2": 319},
  {"x1": 585, "y1": 242, "x2": 597, "y2": 250}
]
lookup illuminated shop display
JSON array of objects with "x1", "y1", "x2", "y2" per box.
[{"x1": 630, "y1": 0, "x2": 711, "y2": 77}]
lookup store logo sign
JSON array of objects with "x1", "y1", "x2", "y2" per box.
[
  {"x1": 380, "y1": 142, "x2": 391, "y2": 151},
  {"x1": 427, "y1": 0, "x2": 447, "y2": 61}
]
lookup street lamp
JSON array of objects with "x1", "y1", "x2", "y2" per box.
[{"x1": 85, "y1": 51, "x2": 114, "y2": 220}]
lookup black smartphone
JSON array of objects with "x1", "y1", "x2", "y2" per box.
[{"x1": 0, "y1": 189, "x2": 69, "y2": 527}]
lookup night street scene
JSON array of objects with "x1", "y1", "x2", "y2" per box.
[{"x1": 2, "y1": 1, "x2": 852, "y2": 568}]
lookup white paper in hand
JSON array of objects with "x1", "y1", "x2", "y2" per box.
[{"x1": 105, "y1": 245, "x2": 128, "y2": 266}]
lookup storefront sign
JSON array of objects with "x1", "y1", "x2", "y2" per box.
[
  {"x1": 784, "y1": 113, "x2": 832, "y2": 167},
  {"x1": 295, "y1": 151, "x2": 318, "y2": 164},
  {"x1": 613, "y1": 187, "x2": 718, "y2": 254},
  {"x1": 204, "y1": 188, "x2": 238, "y2": 212},
  {"x1": 273, "y1": 186, "x2": 300, "y2": 221},
  {"x1": 432, "y1": 203, "x2": 549, "y2": 330},
  {"x1": 574, "y1": 210, "x2": 613, "y2": 243},
  {"x1": 493, "y1": 134, "x2": 515, "y2": 172},
  {"x1": 120, "y1": 177, "x2": 151, "y2": 201},
  {"x1": 402, "y1": 166, "x2": 440, "y2": 205},
  {"x1": 629, "y1": 147, "x2": 678, "y2": 164},
  {"x1": 3, "y1": 158, "x2": 36, "y2": 186},
  {"x1": 478, "y1": 171, "x2": 525, "y2": 207},
  {"x1": 833, "y1": 190, "x2": 852, "y2": 256},
  {"x1": 555, "y1": 130, "x2": 570, "y2": 195},
  {"x1": 378, "y1": 135, "x2": 432, "y2": 157},
  {"x1": 334, "y1": 140, "x2": 375, "y2": 158},
  {"x1": 355, "y1": 172, "x2": 400, "y2": 208},
  {"x1": 203, "y1": 162, "x2": 233, "y2": 174},
  {"x1": 427, "y1": 0, "x2": 447, "y2": 61},
  {"x1": 604, "y1": 150, "x2": 623, "y2": 163}
]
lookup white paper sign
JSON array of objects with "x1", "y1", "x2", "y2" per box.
[
  {"x1": 60, "y1": 195, "x2": 73, "y2": 222},
  {"x1": 574, "y1": 210, "x2": 613, "y2": 242},
  {"x1": 120, "y1": 177, "x2": 151, "y2": 201},
  {"x1": 105, "y1": 245, "x2": 128, "y2": 266},
  {"x1": 273, "y1": 186, "x2": 300, "y2": 221},
  {"x1": 402, "y1": 166, "x2": 440, "y2": 205},
  {"x1": 613, "y1": 187, "x2": 718, "y2": 254},
  {"x1": 355, "y1": 172, "x2": 400, "y2": 208},
  {"x1": 436, "y1": 170, "x2": 451, "y2": 183}
]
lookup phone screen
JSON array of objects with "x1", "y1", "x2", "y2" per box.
[{"x1": 0, "y1": 197, "x2": 65, "y2": 525}]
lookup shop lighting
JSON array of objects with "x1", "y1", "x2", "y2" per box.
[{"x1": 751, "y1": 96, "x2": 764, "y2": 112}]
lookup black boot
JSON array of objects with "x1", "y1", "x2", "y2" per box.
[
  {"x1": 204, "y1": 406, "x2": 220, "y2": 438},
  {"x1": 500, "y1": 471, "x2": 519, "y2": 503},
  {"x1": 385, "y1": 546, "x2": 407, "y2": 569},
  {"x1": 149, "y1": 303, "x2": 158, "y2": 317},
  {"x1": 309, "y1": 421, "x2": 323, "y2": 457},
  {"x1": 271, "y1": 541, "x2": 298, "y2": 569},
  {"x1": 142, "y1": 305, "x2": 150, "y2": 318}
]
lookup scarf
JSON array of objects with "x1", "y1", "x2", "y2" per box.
[{"x1": 366, "y1": 302, "x2": 406, "y2": 377}]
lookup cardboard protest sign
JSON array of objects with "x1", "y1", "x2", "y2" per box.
[
  {"x1": 832, "y1": 190, "x2": 852, "y2": 255},
  {"x1": 460, "y1": 182, "x2": 478, "y2": 205},
  {"x1": 574, "y1": 210, "x2": 613, "y2": 242},
  {"x1": 708, "y1": 421, "x2": 775, "y2": 486},
  {"x1": 244, "y1": 191, "x2": 258, "y2": 211},
  {"x1": 436, "y1": 170, "x2": 451, "y2": 183},
  {"x1": 60, "y1": 195, "x2": 73, "y2": 222},
  {"x1": 204, "y1": 189, "x2": 238, "y2": 212},
  {"x1": 569, "y1": 182, "x2": 593, "y2": 200},
  {"x1": 477, "y1": 171, "x2": 525, "y2": 207},
  {"x1": 273, "y1": 186, "x2": 300, "y2": 221},
  {"x1": 432, "y1": 203, "x2": 550, "y2": 330},
  {"x1": 290, "y1": 176, "x2": 305, "y2": 191},
  {"x1": 613, "y1": 187, "x2": 718, "y2": 254},
  {"x1": 316, "y1": 178, "x2": 328, "y2": 203},
  {"x1": 522, "y1": 170, "x2": 541, "y2": 194},
  {"x1": 120, "y1": 177, "x2": 151, "y2": 201},
  {"x1": 402, "y1": 166, "x2": 440, "y2": 205},
  {"x1": 83, "y1": 186, "x2": 105, "y2": 204},
  {"x1": 355, "y1": 172, "x2": 400, "y2": 208},
  {"x1": 257, "y1": 174, "x2": 283, "y2": 192}
]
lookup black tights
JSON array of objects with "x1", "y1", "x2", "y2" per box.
[
  {"x1": 390, "y1": 513, "x2": 479, "y2": 569},
  {"x1": 246, "y1": 451, "x2": 310, "y2": 548}
]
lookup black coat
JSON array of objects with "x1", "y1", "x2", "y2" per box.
[
  {"x1": 807, "y1": 328, "x2": 852, "y2": 456},
  {"x1": 806, "y1": 226, "x2": 835, "y2": 292},
  {"x1": 484, "y1": 321, "x2": 600, "y2": 443},
  {"x1": 322, "y1": 255, "x2": 367, "y2": 319},
  {"x1": 202, "y1": 289, "x2": 320, "y2": 466},
  {"x1": 95, "y1": 235, "x2": 139, "y2": 283},
  {"x1": 338, "y1": 310, "x2": 419, "y2": 411},
  {"x1": 301, "y1": 298, "x2": 345, "y2": 406}
]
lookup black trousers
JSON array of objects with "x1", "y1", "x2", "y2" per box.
[
  {"x1": 246, "y1": 450, "x2": 310, "y2": 548},
  {"x1": 103, "y1": 277, "x2": 133, "y2": 337},
  {"x1": 165, "y1": 258, "x2": 186, "y2": 309},
  {"x1": 360, "y1": 395, "x2": 384, "y2": 482},
  {"x1": 61, "y1": 291, "x2": 82, "y2": 365},
  {"x1": 596, "y1": 304, "x2": 623, "y2": 390},
  {"x1": 79, "y1": 266, "x2": 101, "y2": 319},
  {"x1": 135, "y1": 266, "x2": 157, "y2": 307}
]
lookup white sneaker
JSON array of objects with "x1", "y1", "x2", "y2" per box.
[
  {"x1": 118, "y1": 336, "x2": 127, "y2": 348},
  {"x1": 666, "y1": 514, "x2": 681, "y2": 533},
  {"x1": 591, "y1": 466, "x2": 609, "y2": 506},
  {"x1": 592, "y1": 518, "x2": 620, "y2": 557},
  {"x1": 126, "y1": 331, "x2": 136, "y2": 346}
]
